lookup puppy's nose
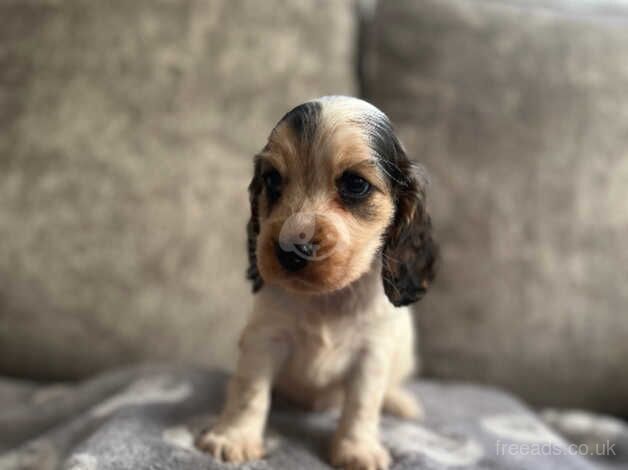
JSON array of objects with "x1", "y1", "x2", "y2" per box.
[{"x1": 275, "y1": 242, "x2": 313, "y2": 272}]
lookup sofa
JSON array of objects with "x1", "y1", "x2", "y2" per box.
[{"x1": 1, "y1": 0, "x2": 627, "y2": 468}]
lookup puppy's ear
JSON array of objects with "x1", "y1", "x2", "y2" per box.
[
  {"x1": 382, "y1": 163, "x2": 439, "y2": 307},
  {"x1": 246, "y1": 157, "x2": 264, "y2": 292}
]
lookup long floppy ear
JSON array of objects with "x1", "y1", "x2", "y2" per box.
[
  {"x1": 246, "y1": 157, "x2": 264, "y2": 292},
  {"x1": 382, "y1": 163, "x2": 439, "y2": 307}
]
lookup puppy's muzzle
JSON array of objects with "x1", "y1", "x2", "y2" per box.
[
  {"x1": 273, "y1": 211, "x2": 344, "y2": 276},
  {"x1": 275, "y1": 241, "x2": 314, "y2": 272}
]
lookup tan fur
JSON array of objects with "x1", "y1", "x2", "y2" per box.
[{"x1": 197, "y1": 100, "x2": 422, "y2": 470}]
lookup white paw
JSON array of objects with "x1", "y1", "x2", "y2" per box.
[
  {"x1": 383, "y1": 389, "x2": 424, "y2": 420},
  {"x1": 195, "y1": 428, "x2": 264, "y2": 463},
  {"x1": 331, "y1": 437, "x2": 391, "y2": 470}
]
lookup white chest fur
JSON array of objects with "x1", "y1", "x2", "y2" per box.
[
  {"x1": 283, "y1": 311, "x2": 362, "y2": 389},
  {"x1": 249, "y1": 265, "x2": 401, "y2": 398}
]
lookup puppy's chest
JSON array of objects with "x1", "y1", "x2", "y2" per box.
[{"x1": 283, "y1": 318, "x2": 360, "y2": 388}]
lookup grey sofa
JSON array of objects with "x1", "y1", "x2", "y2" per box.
[
  {"x1": 0, "y1": 0, "x2": 628, "y2": 470},
  {"x1": 1, "y1": 1, "x2": 627, "y2": 467}
]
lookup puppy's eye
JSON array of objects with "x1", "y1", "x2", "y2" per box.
[
  {"x1": 263, "y1": 168, "x2": 282, "y2": 200},
  {"x1": 338, "y1": 171, "x2": 371, "y2": 200}
]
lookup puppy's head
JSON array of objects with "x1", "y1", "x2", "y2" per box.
[{"x1": 246, "y1": 96, "x2": 438, "y2": 306}]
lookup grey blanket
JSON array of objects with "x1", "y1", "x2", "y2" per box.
[{"x1": 0, "y1": 365, "x2": 622, "y2": 469}]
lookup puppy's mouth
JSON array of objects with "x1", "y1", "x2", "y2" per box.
[
  {"x1": 258, "y1": 246, "x2": 348, "y2": 294},
  {"x1": 257, "y1": 211, "x2": 358, "y2": 294}
]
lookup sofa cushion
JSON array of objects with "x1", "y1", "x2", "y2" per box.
[
  {"x1": 364, "y1": 0, "x2": 628, "y2": 414},
  {"x1": 0, "y1": 0, "x2": 355, "y2": 379}
]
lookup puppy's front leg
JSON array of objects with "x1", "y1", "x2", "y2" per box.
[
  {"x1": 196, "y1": 327, "x2": 287, "y2": 463},
  {"x1": 331, "y1": 348, "x2": 391, "y2": 470}
]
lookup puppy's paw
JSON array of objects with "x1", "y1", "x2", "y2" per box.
[
  {"x1": 383, "y1": 388, "x2": 424, "y2": 420},
  {"x1": 195, "y1": 428, "x2": 264, "y2": 463},
  {"x1": 331, "y1": 437, "x2": 391, "y2": 470}
]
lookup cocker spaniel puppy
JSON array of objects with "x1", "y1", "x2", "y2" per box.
[{"x1": 197, "y1": 96, "x2": 438, "y2": 470}]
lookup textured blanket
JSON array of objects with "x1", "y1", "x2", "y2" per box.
[{"x1": 0, "y1": 365, "x2": 623, "y2": 469}]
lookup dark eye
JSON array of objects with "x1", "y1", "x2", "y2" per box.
[
  {"x1": 263, "y1": 168, "x2": 282, "y2": 200},
  {"x1": 338, "y1": 171, "x2": 372, "y2": 200}
]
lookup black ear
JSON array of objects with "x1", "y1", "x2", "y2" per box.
[
  {"x1": 382, "y1": 163, "x2": 439, "y2": 307},
  {"x1": 246, "y1": 157, "x2": 264, "y2": 292}
]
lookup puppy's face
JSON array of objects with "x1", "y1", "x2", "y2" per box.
[
  {"x1": 247, "y1": 97, "x2": 438, "y2": 304},
  {"x1": 254, "y1": 104, "x2": 394, "y2": 294}
]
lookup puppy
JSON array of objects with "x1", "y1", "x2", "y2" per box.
[{"x1": 196, "y1": 96, "x2": 438, "y2": 470}]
